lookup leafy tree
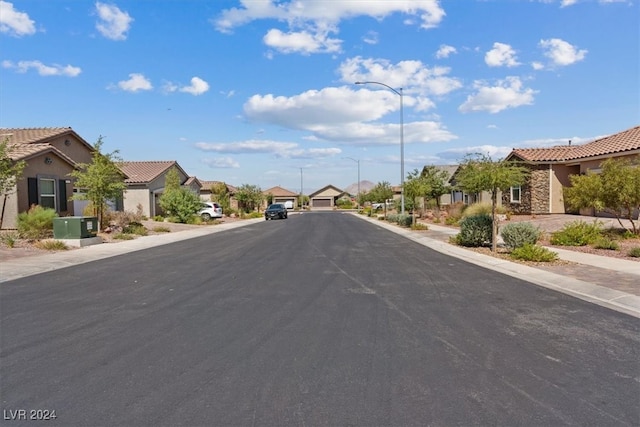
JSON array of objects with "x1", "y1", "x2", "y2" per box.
[
  {"x1": 404, "y1": 169, "x2": 431, "y2": 226},
  {"x1": 420, "y1": 165, "x2": 450, "y2": 217},
  {"x1": 368, "y1": 181, "x2": 394, "y2": 218},
  {"x1": 454, "y1": 153, "x2": 529, "y2": 252},
  {"x1": 70, "y1": 137, "x2": 126, "y2": 229},
  {"x1": 235, "y1": 184, "x2": 263, "y2": 213},
  {"x1": 564, "y1": 157, "x2": 640, "y2": 234},
  {"x1": 164, "y1": 166, "x2": 181, "y2": 192},
  {"x1": 158, "y1": 167, "x2": 202, "y2": 223},
  {"x1": 210, "y1": 182, "x2": 231, "y2": 213},
  {"x1": 0, "y1": 137, "x2": 26, "y2": 229}
]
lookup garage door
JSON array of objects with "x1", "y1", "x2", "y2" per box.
[{"x1": 312, "y1": 198, "x2": 331, "y2": 208}]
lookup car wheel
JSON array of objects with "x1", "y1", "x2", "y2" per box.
[{"x1": 202, "y1": 213, "x2": 211, "y2": 220}]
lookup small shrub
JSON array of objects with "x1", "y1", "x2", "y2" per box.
[
  {"x1": 0, "y1": 232, "x2": 18, "y2": 248},
  {"x1": 17, "y1": 205, "x2": 57, "y2": 239},
  {"x1": 500, "y1": 222, "x2": 541, "y2": 249},
  {"x1": 456, "y1": 214, "x2": 493, "y2": 247},
  {"x1": 123, "y1": 223, "x2": 148, "y2": 235},
  {"x1": 444, "y1": 216, "x2": 459, "y2": 226},
  {"x1": 445, "y1": 201, "x2": 466, "y2": 222},
  {"x1": 152, "y1": 226, "x2": 171, "y2": 233},
  {"x1": 386, "y1": 213, "x2": 398, "y2": 223},
  {"x1": 411, "y1": 222, "x2": 428, "y2": 231},
  {"x1": 113, "y1": 233, "x2": 135, "y2": 240},
  {"x1": 109, "y1": 210, "x2": 140, "y2": 229},
  {"x1": 396, "y1": 214, "x2": 413, "y2": 227},
  {"x1": 336, "y1": 198, "x2": 354, "y2": 209},
  {"x1": 510, "y1": 244, "x2": 558, "y2": 262},
  {"x1": 153, "y1": 215, "x2": 164, "y2": 222},
  {"x1": 462, "y1": 202, "x2": 508, "y2": 218},
  {"x1": 593, "y1": 237, "x2": 619, "y2": 251},
  {"x1": 550, "y1": 220, "x2": 602, "y2": 246},
  {"x1": 627, "y1": 247, "x2": 640, "y2": 258},
  {"x1": 34, "y1": 239, "x2": 68, "y2": 251}
]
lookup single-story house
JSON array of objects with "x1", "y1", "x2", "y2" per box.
[
  {"x1": 504, "y1": 125, "x2": 640, "y2": 215},
  {"x1": 0, "y1": 127, "x2": 102, "y2": 230},
  {"x1": 263, "y1": 186, "x2": 299, "y2": 209},
  {"x1": 118, "y1": 161, "x2": 199, "y2": 218},
  {"x1": 309, "y1": 185, "x2": 346, "y2": 209},
  {"x1": 199, "y1": 180, "x2": 239, "y2": 210},
  {"x1": 448, "y1": 168, "x2": 500, "y2": 207}
]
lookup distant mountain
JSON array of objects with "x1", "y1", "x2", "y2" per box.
[{"x1": 344, "y1": 180, "x2": 375, "y2": 195}]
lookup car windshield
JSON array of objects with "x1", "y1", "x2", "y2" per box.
[{"x1": 267, "y1": 204, "x2": 283, "y2": 210}]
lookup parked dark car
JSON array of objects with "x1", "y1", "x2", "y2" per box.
[{"x1": 265, "y1": 203, "x2": 288, "y2": 220}]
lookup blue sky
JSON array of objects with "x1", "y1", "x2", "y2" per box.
[{"x1": 1, "y1": 0, "x2": 638, "y2": 194}]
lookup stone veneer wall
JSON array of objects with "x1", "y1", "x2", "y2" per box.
[{"x1": 503, "y1": 165, "x2": 550, "y2": 214}]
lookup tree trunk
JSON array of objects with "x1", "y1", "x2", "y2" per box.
[
  {"x1": 0, "y1": 194, "x2": 6, "y2": 229},
  {"x1": 491, "y1": 191, "x2": 498, "y2": 252}
]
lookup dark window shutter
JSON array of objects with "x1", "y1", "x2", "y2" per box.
[
  {"x1": 28, "y1": 178, "x2": 38, "y2": 207},
  {"x1": 58, "y1": 180, "x2": 67, "y2": 211}
]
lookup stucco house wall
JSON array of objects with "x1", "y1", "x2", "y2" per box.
[{"x1": 1, "y1": 128, "x2": 97, "y2": 230}]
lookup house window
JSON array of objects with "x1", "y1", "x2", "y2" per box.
[
  {"x1": 39, "y1": 178, "x2": 57, "y2": 209},
  {"x1": 510, "y1": 185, "x2": 521, "y2": 203}
]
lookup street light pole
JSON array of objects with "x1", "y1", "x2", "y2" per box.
[
  {"x1": 343, "y1": 157, "x2": 360, "y2": 209},
  {"x1": 355, "y1": 81, "x2": 405, "y2": 214}
]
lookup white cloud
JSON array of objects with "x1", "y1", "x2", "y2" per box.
[
  {"x1": 244, "y1": 85, "x2": 457, "y2": 145},
  {"x1": 2, "y1": 60, "x2": 81, "y2": 77},
  {"x1": 485, "y1": 42, "x2": 520, "y2": 67},
  {"x1": 179, "y1": 77, "x2": 210, "y2": 95},
  {"x1": 435, "y1": 44, "x2": 457, "y2": 59},
  {"x1": 202, "y1": 157, "x2": 240, "y2": 169},
  {"x1": 196, "y1": 140, "x2": 299, "y2": 154},
  {"x1": 531, "y1": 61, "x2": 544, "y2": 70},
  {"x1": 214, "y1": 1, "x2": 445, "y2": 54},
  {"x1": 95, "y1": 2, "x2": 133, "y2": 41},
  {"x1": 263, "y1": 27, "x2": 341, "y2": 54},
  {"x1": 115, "y1": 73, "x2": 152, "y2": 92},
  {"x1": 215, "y1": 0, "x2": 445, "y2": 31},
  {"x1": 539, "y1": 38, "x2": 587, "y2": 66},
  {"x1": 459, "y1": 76, "x2": 537, "y2": 114},
  {"x1": 338, "y1": 56, "x2": 462, "y2": 97},
  {"x1": 195, "y1": 139, "x2": 341, "y2": 159},
  {"x1": 0, "y1": 1, "x2": 35, "y2": 36},
  {"x1": 437, "y1": 145, "x2": 514, "y2": 161},
  {"x1": 362, "y1": 31, "x2": 379, "y2": 45}
]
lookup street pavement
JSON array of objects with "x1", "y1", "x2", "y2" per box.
[{"x1": 1, "y1": 212, "x2": 639, "y2": 318}]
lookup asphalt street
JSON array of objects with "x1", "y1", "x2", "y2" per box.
[{"x1": 1, "y1": 212, "x2": 638, "y2": 426}]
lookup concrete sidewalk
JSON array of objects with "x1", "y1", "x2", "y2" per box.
[{"x1": 355, "y1": 214, "x2": 640, "y2": 318}]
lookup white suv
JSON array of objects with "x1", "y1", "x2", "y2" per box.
[{"x1": 198, "y1": 202, "x2": 223, "y2": 220}]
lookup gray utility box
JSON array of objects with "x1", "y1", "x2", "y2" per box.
[{"x1": 53, "y1": 216, "x2": 98, "y2": 239}]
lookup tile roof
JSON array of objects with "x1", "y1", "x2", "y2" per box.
[
  {"x1": 1, "y1": 127, "x2": 94, "y2": 162},
  {"x1": 510, "y1": 125, "x2": 640, "y2": 162},
  {"x1": 0, "y1": 127, "x2": 75, "y2": 144},
  {"x1": 199, "y1": 181, "x2": 238, "y2": 193},
  {"x1": 263, "y1": 186, "x2": 298, "y2": 196},
  {"x1": 119, "y1": 161, "x2": 177, "y2": 184},
  {"x1": 6, "y1": 143, "x2": 76, "y2": 165}
]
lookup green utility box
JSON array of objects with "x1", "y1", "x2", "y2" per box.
[{"x1": 53, "y1": 216, "x2": 98, "y2": 239}]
